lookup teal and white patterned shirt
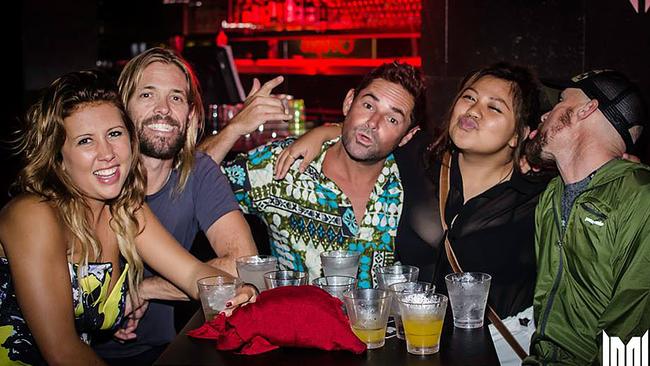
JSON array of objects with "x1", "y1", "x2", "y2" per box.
[{"x1": 222, "y1": 137, "x2": 404, "y2": 288}]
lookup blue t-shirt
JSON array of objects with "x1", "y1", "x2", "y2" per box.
[{"x1": 94, "y1": 152, "x2": 240, "y2": 358}]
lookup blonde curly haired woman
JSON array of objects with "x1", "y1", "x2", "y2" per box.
[{"x1": 0, "y1": 70, "x2": 255, "y2": 365}]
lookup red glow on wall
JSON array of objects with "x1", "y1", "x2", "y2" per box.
[
  {"x1": 216, "y1": 30, "x2": 229, "y2": 47},
  {"x1": 170, "y1": 35, "x2": 185, "y2": 53},
  {"x1": 235, "y1": 57, "x2": 421, "y2": 76},
  {"x1": 299, "y1": 39, "x2": 355, "y2": 57}
]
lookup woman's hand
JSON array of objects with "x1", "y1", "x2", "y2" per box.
[
  {"x1": 221, "y1": 283, "x2": 258, "y2": 316},
  {"x1": 274, "y1": 124, "x2": 342, "y2": 179}
]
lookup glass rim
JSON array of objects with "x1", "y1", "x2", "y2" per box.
[
  {"x1": 197, "y1": 275, "x2": 242, "y2": 286},
  {"x1": 263, "y1": 270, "x2": 307, "y2": 280},
  {"x1": 396, "y1": 291, "x2": 448, "y2": 305},
  {"x1": 376, "y1": 264, "x2": 419, "y2": 274},
  {"x1": 320, "y1": 250, "x2": 361, "y2": 258},
  {"x1": 342, "y1": 287, "x2": 391, "y2": 300},
  {"x1": 388, "y1": 281, "x2": 433, "y2": 292},
  {"x1": 444, "y1": 272, "x2": 492, "y2": 282},
  {"x1": 312, "y1": 275, "x2": 357, "y2": 287},
  {"x1": 235, "y1": 254, "x2": 278, "y2": 264}
]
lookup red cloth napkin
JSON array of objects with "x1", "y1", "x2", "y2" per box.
[{"x1": 187, "y1": 285, "x2": 366, "y2": 355}]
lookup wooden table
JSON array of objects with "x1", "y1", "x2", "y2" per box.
[{"x1": 154, "y1": 309, "x2": 499, "y2": 366}]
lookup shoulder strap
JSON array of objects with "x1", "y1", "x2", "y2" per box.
[
  {"x1": 438, "y1": 151, "x2": 528, "y2": 360},
  {"x1": 438, "y1": 152, "x2": 462, "y2": 273}
]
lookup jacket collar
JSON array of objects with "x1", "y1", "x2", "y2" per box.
[{"x1": 550, "y1": 158, "x2": 650, "y2": 192}]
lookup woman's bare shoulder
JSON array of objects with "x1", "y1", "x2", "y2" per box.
[
  {"x1": 0, "y1": 194, "x2": 62, "y2": 240},
  {"x1": 1, "y1": 194, "x2": 57, "y2": 218}
]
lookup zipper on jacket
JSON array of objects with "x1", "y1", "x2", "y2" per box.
[
  {"x1": 579, "y1": 202, "x2": 607, "y2": 220},
  {"x1": 539, "y1": 200, "x2": 565, "y2": 337}
]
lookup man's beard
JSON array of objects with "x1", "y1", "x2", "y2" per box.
[
  {"x1": 524, "y1": 130, "x2": 555, "y2": 170},
  {"x1": 138, "y1": 115, "x2": 187, "y2": 160},
  {"x1": 525, "y1": 108, "x2": 573, "y2": 171}
]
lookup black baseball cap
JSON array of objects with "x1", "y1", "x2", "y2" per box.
[{"x1": 563, "y1": 70, "x2": 647, "y2": 152}]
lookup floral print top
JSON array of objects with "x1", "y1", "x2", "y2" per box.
[
  {"x1": 0, "y1": 257, "x2": 128, "y2": 365},
  {"x1": 223, "y1": 137, "x2": 403, "y2": 288}
]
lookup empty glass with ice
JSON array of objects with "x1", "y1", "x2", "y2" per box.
[
  {"x1": 445, "y1": 272, "x2": 491, "y2": 329},
  {"x1": 197, "y1": 276, "x2": 242, "y2": 320}
]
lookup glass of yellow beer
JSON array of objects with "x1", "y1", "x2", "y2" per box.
[
  {"x1": 388, "y1": 281, "x2": 434, "y2": 340},
  {"x1": 397, "y1": 290, "x2": 448, "y2": 355},
  {"x1": 342, "y1": 288, "x2": 392, "y2": 349}
]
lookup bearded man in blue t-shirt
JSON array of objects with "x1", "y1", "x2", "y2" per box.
[{"x1": 92, "y1": 47, "x2": 278, "y2": 365}]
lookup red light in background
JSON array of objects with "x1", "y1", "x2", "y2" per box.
[
  {"x1": 170, "y1": 35, "x2": 185, "y2": 53},
  {"x1": 235, "y1": 57, "x2": 421, "y2": 76},
  {"x1": 299, "y1": 39, "x2": 355, "y2": 57},
  {"x1": 216, "y1": 30, "x2": 229, "y2": 47}
]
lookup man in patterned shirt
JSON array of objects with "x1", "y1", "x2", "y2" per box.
[{"x1": 203, "y1": 62, "x2": 426, "y2": 288}]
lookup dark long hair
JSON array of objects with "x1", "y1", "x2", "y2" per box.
[
  {"x1": 429, "y1": 62, "x2": 543, "y2": 172},
  {"x1": 353, "y1": 61, "x2": 427, "y2": 130}
]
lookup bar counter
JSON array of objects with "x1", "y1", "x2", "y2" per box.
[{"x1": 154, "y1": 309, "x2": 499, "y2": 366}]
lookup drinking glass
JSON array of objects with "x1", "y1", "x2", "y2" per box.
[
  {"x1": 312, "y1": 275, "x2": 357, "y2": 301},
  {"x1": 343, "y1": 288, "x2": 392, "y2": 349},
  {"x1": 445, "y1": 272, "x2": 491, "y2": 328},
  {"x1": 376, "y1": 265, "x2": 419, "y2": 289},
  {"x1": 263, "y1": 270, "x2": 308, "y2": 289},
  {"x1": 320, "y1": 250, "x2": 361, "y2": 277},
  {"x1": 398, "y1": 291, "x2": 448, "y2": 355},
  {"x1": 236, "y1": 255, "x2": 278, "y2": 292},
  {"x1": 197, "y1": 276, "x2": 242, "y2": 320},
  {"x1": 388, "y1": 281, "x2": 433, "y2": 339}
]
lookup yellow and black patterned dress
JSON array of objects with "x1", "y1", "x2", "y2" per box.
[{"x1": 0, "y1": 257, "x2": 128, "y2": 365}]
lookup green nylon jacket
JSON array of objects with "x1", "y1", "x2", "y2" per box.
[{"x1": 525, "y1": 159, "x2": 650, "y2": 365}]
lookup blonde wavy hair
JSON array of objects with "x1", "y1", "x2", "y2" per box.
[
  {"x1": 15, "y1": 70, "x2": 147, "y2": 303},
  {"x1": 118, "y1": 47, "x2": 204, "y2": 193}
]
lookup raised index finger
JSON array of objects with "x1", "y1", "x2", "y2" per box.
[{"x1": 256, "y1": 76, "x2": 285, "y2": 96}]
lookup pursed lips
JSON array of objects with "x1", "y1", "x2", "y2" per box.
[
  {"x1": 355, "y1": 130, "x2": 374, "y2": 146},
  {"x1": 458, "y1": 116, "x2": 479, "y2": 131}
]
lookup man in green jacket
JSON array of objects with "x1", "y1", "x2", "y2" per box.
[{"x1": 524, "y1": 70, "x2": 649, "y2": 365}]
